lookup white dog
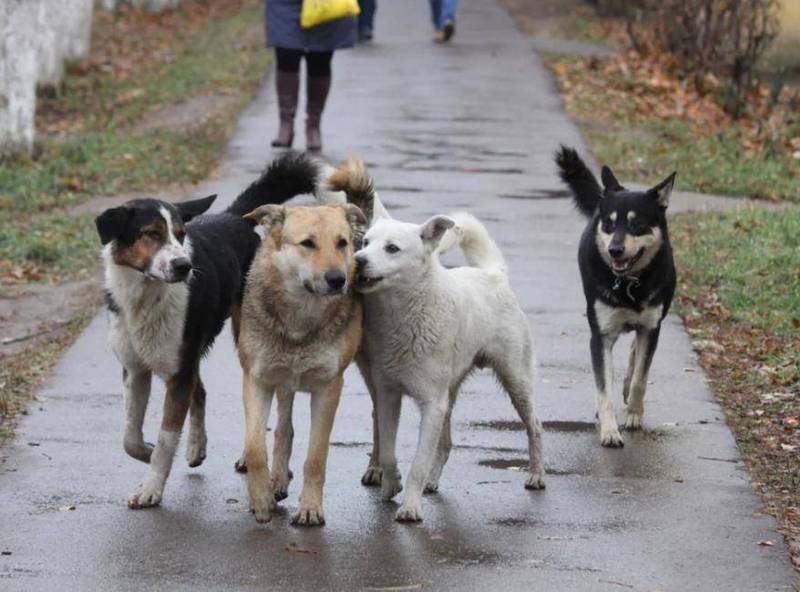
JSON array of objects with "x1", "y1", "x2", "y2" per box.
[{"x1": 353, "y1": 209, "x2": 545, "y2": 522}]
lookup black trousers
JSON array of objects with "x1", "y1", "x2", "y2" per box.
[{"x1": 275, "y1": 48, "x2": 333, "y2": 77}]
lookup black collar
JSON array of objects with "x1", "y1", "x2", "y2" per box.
[{"x1": 612, "y1": 274, "x2": 640, "y2": 301}]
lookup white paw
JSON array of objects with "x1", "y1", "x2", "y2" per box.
[
  {"x1": 395, "y1": 502, "x2": 423, "y2": 523},
  {"x1": 272, "y1": 473, "x2": 291, "y2": 502},
  {"x1": 381, "y1": 469, "x2": 403, "y2": 500},
  {"x1": 525, "y1": 471, "x2": 546, "y2": 490},
  {"x1": 185, "y1": 431, "x2": 207, "y2": 468},
  {"x1": 128, "y1": 480, "x2": 163, "y2": 509},
  {"x1": 600, "y1": 426, "x2": 625, "y2": 448},
  {"x1": 423, "y1": 481, "x2": 439, "y2": 494},
  {"x1": 291, "y1": 501, "x2": 325, "y2": 526},
  {"x1": 361, "y1": 465, "x2": 383, "y2": 487},
  {"x1": 123, "y1": 437, "x2": 154, "y2": 463},
  {"x1": 250, "y1": 495, "x2": 275, "y2": 524},
  {"x1": 623, "y1": 409, "x2": 643, "y2": 431}
]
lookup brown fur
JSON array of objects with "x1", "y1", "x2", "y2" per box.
[{"x1": 237, "y1": 203, "x2": 365, "y2": 525}]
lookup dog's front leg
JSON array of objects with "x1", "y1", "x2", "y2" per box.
[
  {"x1": 185, "y1": 379, "x2": 207, "y2": 468},
  {"x1": 272, "y1": 387, "x2": 295, "y2": 501},
  {"x1": 128, "y1": 375, "x2": 194, "y2": 508},
  {"x1": 376, "y1": 384, "x2": 403, "y2": 501},
  {"x1": 624, "y1": 327, "x2": 661, "y2": 430},
  {"x1": 122, "y1": 367, "x2": 153, "y2": 463},
  {"x1": 591, "y1": 332, "x2": 624, "y2": 447},
  {"x1": 396, "y1": 395, "x2": 448, "y2": 523},
  {"x1": 243, "y1": 371, "x2": 276, "y2": 523},
  {"x1": 292, "y1": 375, "x2": 344, "y2": 526},
  {"x1": 357, "y1": 352, "x2": 382, "y2": 486}
]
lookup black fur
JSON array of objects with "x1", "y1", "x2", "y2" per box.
[
  {"x1": 555, "y1": 145, "x2": 603, "y2": 218},
  {"x1": 556, "y1": 147, "x2": 677, "y2": 446}
]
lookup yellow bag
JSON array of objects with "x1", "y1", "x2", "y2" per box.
[{"x1": 300, "y1": 0, "x2": 360, "y2": 29}]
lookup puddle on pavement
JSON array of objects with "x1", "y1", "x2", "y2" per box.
[
  {"x1": 499, "y1": 189, "x2": 571, "y2": 200},
  {"x1": 470, "y1": 420, "x2": 596, "y2": 433},
  {"x1": 478, "y1": 458, "x2": 528, "y2": 470},
  {"x1": 330, "y1": 441, "x2": 370, "y2": 448}
]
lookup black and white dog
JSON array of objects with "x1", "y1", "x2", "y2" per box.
[
  {"x1": 95, "y1": 152, "x2": 323, "y2": 509},
  {"x1": 556, "y1": 147, "x2": 676, "y2": 447}
]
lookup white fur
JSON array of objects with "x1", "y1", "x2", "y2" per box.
[
  {"x1": 594, "y1": 301, "x2": 662, "y2": 335},
  {"x1": 128, "y1": 429, "x2": 180, "y2": 508},
  {"x1": 356, "y1": 212, "x2": 544, "y2": 522},
  {"x1": 104, "y1": 245, "x2": 188, "y2": 381}
]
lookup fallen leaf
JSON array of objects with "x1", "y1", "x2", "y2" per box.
[
  {"x1": 285, "y1": 542, "x2": 317, "y2": 555},
  {"x1": 58, "y1": 505, "x2": 76, "y2": 512},
  {"x1": 758, "y1": 539, "x2": 775, "y2": 547}
]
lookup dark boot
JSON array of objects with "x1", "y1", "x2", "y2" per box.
[
  {"x1": 271, "y1": 70, "x2": 299, "y2": 148},
  {"x1": 305, "y1": 75, "x2": 331, "y2": 152}
]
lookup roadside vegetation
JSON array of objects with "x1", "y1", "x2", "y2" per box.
[
  {"x1": 671, "y1": 208, "x2": 800, "y2": 570},
  {"x1": 502, "y1": 0, "x2": 800, "y2": 572},
  {"x1": 0, "y1": 0, "x2": 269, "y2": 437}
]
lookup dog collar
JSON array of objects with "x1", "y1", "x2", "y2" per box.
[{"x1": 612, "y1": 274, "x2": 640, "y2": 301}]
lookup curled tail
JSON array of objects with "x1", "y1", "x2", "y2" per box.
[
  {"x1": 439, "y1": 212, "x2": 507, "y2": 275},
  {"x1": 227, "y1": 151, "x2": 324, "y2": 216},
  {"x1": 322, "y1": 156, "x2": 390, "y2": 224},
  {"x1": 555, "y1": 145, "x2": 602, "y2": 219}
]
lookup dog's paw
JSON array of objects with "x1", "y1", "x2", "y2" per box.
[
  {"x1": 395, "y1": 502, "x2": 423, "y2": 523},
  {"x1": 185, "y1": 431, "x2": 207, "y2": 468},
  {"x1": 600, "y1": 427, "x2": 625, "y2": 448},
  {"x1": 234, "y1": 456, "x2": 247, "y2": 473},
  {"x1": 250, "y1": 496, "x2": 275, "y2": 524},
  {"x1": 123, "y1": 438, "x2": 154, "y2": 464},
  {"x1": 423, "y1": 482, "x2": 439, "y2": 494},
  {"x1": 623, "y1": 410, "x2": 643, "y2": 431},
  {"x1": 381, "y1": 470, "x2": 403, "y2": 500},
  {"x1": 525, "y1": 471, "x2": 546, "y2": 490},
  {"x1": 361, "y1": 465, "x2": 383, "y2": 487},
  {"x1": 127, "y1": 482, "x2": 163, "y2": 509},
  {"x1": 291, "y1": 501, "x2": 325, "y2": 527},
  {"x1": 272, "y1": 474, "x2": 291, "y2": 502}
]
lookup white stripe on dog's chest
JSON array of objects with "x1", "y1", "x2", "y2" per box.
[{"x1": 594, "y1": 300, "x2": 661, "y2": 335}]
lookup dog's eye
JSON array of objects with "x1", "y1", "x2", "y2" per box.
[
  {"x1": 174, "y1": 230, "x2": 186, "y2": 243},
  {"x1": 629, "y1": 222, "x2": 648, "y2": 235},
  {"x1": 601, "y1": 218, "x2": 614, "y2": 233},
  {"x1": 385, "y1": 244, "x2": 400, "y2": 254},
  {"x1": 145, "y1": 230, "x2": 163, "y2": 241},
  {"x1": 300, "y1": 239, "x2": 316, "y2": 249},
  {"x1": 362, "y1": 239, "x2": 369, "y2": 247},
  {"x1": 337, "y1": 238, "x2": 348, "y2": 250}
]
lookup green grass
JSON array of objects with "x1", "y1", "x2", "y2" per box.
[
  {"x1": 587, "y1": 122, "x2": 800, "y2": 201},
  {"x1": 0, "y1": 4, "x2": 269, "y2": 284},
  {"x1": 672, "y1": 206, "x2": 800, "y2": 335}
]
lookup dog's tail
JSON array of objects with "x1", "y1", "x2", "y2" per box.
[
  {"x1": 227, "y1": 152, "x2": 324, "y2": 217},
  {"x1": 323, "y1": 156, "x2": 390, "y2": 224},
  {"x1": 555, "y1": 145, "x2": 602, "y2": 219},
  {"x1": 439, "y1": 213, "x2": 507, "y2": 275}
]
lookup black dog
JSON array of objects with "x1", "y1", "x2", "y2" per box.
[
  {"x1": 556, "y1": 146, "x2": 676, "y2": 447},
  {"x1": 95, "y1": 152, "x2": 324, "y2": 509}
]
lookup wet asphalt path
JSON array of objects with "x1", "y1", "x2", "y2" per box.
[{"x1": 0, "y1": 0, "x2": 796, "y2": 590}]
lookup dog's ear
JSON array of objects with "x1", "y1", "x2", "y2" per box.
[
  {"x1": 420, "y1": 215, "x2": 455, "y2": 248},
  {"x1": 648, "y1": 172, "x2": 676, "y2": 209},
  {"x1": 601, "y1": 166, "x2": 623, "y2": 192},
  {"x1": 177, "y1": 194, "x2": 216, "y2": 222},
  {"x1": 341, "y1": 203, "x2": 368, "y2": 246},
  {"x1": 244, "y1": 204, "x2": 286, "y2": 228},
  {"x1": 95, "y1": 206, "x2": 133, "y2": 245}
]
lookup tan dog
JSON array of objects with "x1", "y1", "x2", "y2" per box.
[{"x1": 237, "y1": 201, "x2": 366, "y2": 525}]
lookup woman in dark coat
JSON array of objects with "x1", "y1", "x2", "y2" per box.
[{"x1": 266, "y1": 0, "x2": 357, "y2": 151}]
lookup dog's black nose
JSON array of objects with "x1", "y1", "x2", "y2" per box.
[
  {"x1": 608, "y1": 245, "x2": 625, "y2": 259},
  {"x1": 171, "y1": 257, "x2": 192, "y2": 278},
  {"x1": 325, "y1": 270, "x2": 346, "y2": 291},
  {"x1": 355, "y1": 254, "x2": 367, "y2": 268}
]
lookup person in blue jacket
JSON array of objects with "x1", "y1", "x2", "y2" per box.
[{"x1": 265, "y1": 0, "x2": 356, "y2": 151}]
